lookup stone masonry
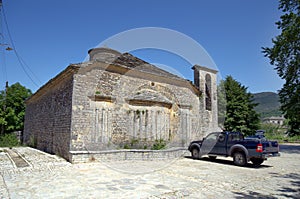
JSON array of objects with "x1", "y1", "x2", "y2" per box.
[{"x1": 23, "y1": 48, "x2": 219, "y2": 163}]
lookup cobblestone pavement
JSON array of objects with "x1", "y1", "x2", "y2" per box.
[{"x1": 0, "y1": 145, "x2": 299, "y2": 199}]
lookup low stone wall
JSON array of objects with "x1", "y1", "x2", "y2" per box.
[{"x1": 69, "y1": 147, "x2": 188, "y2": 163}]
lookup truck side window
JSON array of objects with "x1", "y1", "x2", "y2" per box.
[
  {"x1": 239, "y1": 134, "x2": 244, "y2": 140},
  {"x1": 229, "y1": 133, "x2": 242, "y2": 142},
  {"x1": 206, "y1": 133, "x2": 218, "y2": 142}
]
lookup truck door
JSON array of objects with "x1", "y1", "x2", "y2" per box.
[
  {"x1": 202, "y1": 132, "x2": 226, "y2": 155},
  {"x1": 210, "y1": 132, "x2": 227, "y2": 155},
  {"x1": 201, "y1": 132, "x2": 219, "y2": 155}
]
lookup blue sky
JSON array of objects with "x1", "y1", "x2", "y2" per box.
[{"x1": 0, "y1": 0, "x2": 283, "y2": 93}]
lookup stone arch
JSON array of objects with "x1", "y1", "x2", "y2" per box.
[{"x1": 134, "y1": 83, "x2": 181, "y2": 112}]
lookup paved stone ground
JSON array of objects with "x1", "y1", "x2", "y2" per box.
[{"x1": 0, "y1": 145, "x2": 299, "y2": 199}]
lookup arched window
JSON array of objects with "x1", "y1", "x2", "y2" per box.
[{"x1": 205, "y1": 74, "x2": 212, "y2": 111}]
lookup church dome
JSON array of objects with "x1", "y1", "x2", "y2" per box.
[{"x1": 88, "y1": 47, "x2": 122, "y2": 62}]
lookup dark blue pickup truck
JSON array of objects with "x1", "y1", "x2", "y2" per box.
[{"x1": 188, "y1": 131, "x2": 280, "y2": 166}]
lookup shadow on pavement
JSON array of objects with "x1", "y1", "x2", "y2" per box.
[
  {"x1": 185, "y1": 156, "x2": 273, "y2": 169},
  {"x1": 270, "y1": 172, "x2": 300, "y2": 199},
  {"x1": 233, "y1": 173, "x2": 300, "y2": 199},
  {"x1": 279, "y1": 144, "x2": 300, "y2": 154},
  {"x1": 233, "y1": 191, "x2": 277, "y2": 199}
]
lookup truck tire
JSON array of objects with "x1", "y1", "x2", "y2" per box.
[
  {"x1": 209, "y1": 156, "x2": 217, "y2": 160},
  {"x1": 191, "y1": 148, "x2": 200, "y2": 159},
  {"x1": 233, "y1": 152, "x2": 247, "y2": 166},
  {"x1": 251, "y1": 158, "x2": 264, "y2": 167}
]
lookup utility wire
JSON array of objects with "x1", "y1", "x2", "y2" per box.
[
  {"x1": 2, "y1": 4, "x2": 41, "y2": 88},
  {"x1": 0, "y1": 6, "x2": 7, "y2": 83},
  {"x1": 0, "y1": 47, "x2": 8, "y2": 86},
  {"x1": 0, "y1": 43, "x2": 7, "y2": 82}
]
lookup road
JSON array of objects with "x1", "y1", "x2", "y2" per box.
[{"x1": 0, "y1": 144, "x2": 299, "y2": 198}]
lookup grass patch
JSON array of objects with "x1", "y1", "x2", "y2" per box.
[{"x1": 282, "y1": 135, "x2": 300, "y2": 143}]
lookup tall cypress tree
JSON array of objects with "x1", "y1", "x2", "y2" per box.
[{"x1": 219, "y1": 76, "x2": 260, "y2": 136}]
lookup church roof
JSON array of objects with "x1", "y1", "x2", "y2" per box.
[
  {"x1": 88, "y1": 47, "x2": 184, "y2": 81},
  {"x1": 27, "y1": 48, "x2": 201, "y2": 103},
  {"x1": 111, "y1": 52, "x2": 183, "y2": 80},
  {"x1": 86, "y1": 48, "x2": 200, "y2": 94}
]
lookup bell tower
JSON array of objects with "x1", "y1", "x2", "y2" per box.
[{"x1": 192, "y1": 65, "x2": 219, "y2": 132}]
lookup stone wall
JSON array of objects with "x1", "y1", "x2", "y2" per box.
[
  {"x1": 23, "y1": 67, "x2": 76, "y2": 160},
  {"x1": 69, "y1": 148, "x2": 188, "y2": 163},
  {"x1": 70, "y1": 63, "x2": 204, "y2": 152}
]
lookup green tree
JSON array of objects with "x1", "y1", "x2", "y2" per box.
[
  {"x1": 220, "y1": 76, "x2": 260, "y2": 136},
  {"x1": 262, "y1": 0, "x2": 300, "y2": 135},
  {"x1": 0, "y1": 83, "x2": 32, "y2": 134}
]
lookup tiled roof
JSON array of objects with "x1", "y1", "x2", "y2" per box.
[{"x1": 112, "y1": 52, "x2": 183, "y2": 80}]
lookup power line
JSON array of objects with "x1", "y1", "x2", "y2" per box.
[
  {"x1": 0, "y1": 3, "x2": 7, "y2": 83},
  {"x1": 0, "y1": 48, "x2": 8, "y2": 85},
  {"x1": 1, "y1": 3, "x2": 41, "y2": 88},
  {"x1": 0, "y1": 43, "x2": 7, "y2": 81}
]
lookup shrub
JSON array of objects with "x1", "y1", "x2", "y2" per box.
[
  {"x1": 0, "y1": 133, "x2": 20, "y2": 147},
  {"x1": 151, "y1": 139, "x2": 166, "y2": 150},
  {"x1": 260, "y1": 123, "x2": 300, "y2": 142}
]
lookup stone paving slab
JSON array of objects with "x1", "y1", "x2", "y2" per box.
[
  {"x1": 4, "y1": 149, "x2": 29, "y2": 168},
  {"x1": 0, "y1": 147, "x2": 299, "y2": 198},
  {"x1": 0, "y1": 151, "x2": 15, "y2": 170}
]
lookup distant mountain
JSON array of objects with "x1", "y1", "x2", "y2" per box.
[{"x1": 252, "y1": 92, "x2": 282, "y2": 119}]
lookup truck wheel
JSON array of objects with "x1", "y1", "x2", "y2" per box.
[
  {"x1": 251, "y1": 158, "x2": 264, "y2": 167},
  {"x1": 233, "y1": 152, "x2": 246, "y2": 166},
  {"x1": 191, "y1": 148, "x2": 200, "y2": 159},
  {"x1": 209, "y1": 156, "x2": 217, "y2": 160}
]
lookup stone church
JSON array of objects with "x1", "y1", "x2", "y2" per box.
[{"x1": 23, "y1": 48, "x2": 219, "y2": 162}]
